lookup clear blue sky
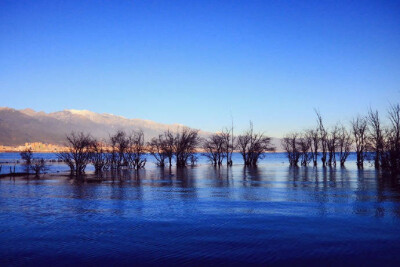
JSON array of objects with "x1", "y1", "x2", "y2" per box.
[{"x1": 1, "y1": 0, "x2": 399, "y2": 137}]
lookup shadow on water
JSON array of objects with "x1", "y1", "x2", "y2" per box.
[
  {"x1": 242, "y1": 166, "x2": 263, "y2": 185},
  {"x1": 282, "y1": 165, "x2": 400, "y2": 218}
]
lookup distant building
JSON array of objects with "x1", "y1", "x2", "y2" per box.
[{"x1": 0, "y1": 142, "x2": 67, "y2": 152}]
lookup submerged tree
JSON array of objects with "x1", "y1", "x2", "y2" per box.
[
  {"x1": 326, "y1": 125, "x2": 339, "y2": 167},
  {"x1": 148, "y1": 134, "x2": 168, "y2": 167},
  {"x1": 367, "y1": 108, "x2": 384, "y2": 169},
  {"x1": 109, "y1": 130, "x2": 130, "y2": 169},
  {"x1": 30, "y1": 158, "x2": 49, "y2": 177},
  {"x1": 221, "y1": 124, "x2": 236, "y2": 166},
  {"x1": 163, "y1": 130, "x2": 175, "y2": 167},
  {"x1": 174, "y1": 128, "x2": 200, "y2": 167},
  {"x1": 282, "y1": 133, "x2": 301, "y2": 166},
  {"x1": 237, "y1": 122, "x2": 274, "y2": 166},
  {"x1": 189, "y1": 154, "x2": 198, "y2": 166},
  {"x1": 20, "y1": 148, "x2": 33, "y2": 174},
  {"x1": 383, "y1": 103, "x2": 400, "y2": 172},
  {"x1": 126, "y1": 130, "x2": 147, "y2": 170},
  {"x1": 351, "y1": 116, "x2": 368, "y2": 168},
  {"x1": 316, "y1": 111, "x2": 328, "y2": 166},
  {"x1": 337, "y1": 125, "x2": 352, "y2": 166},
  {"x1": 90, "y1": 140, "x2": 109, "y2": 173},
  {"x1": 306, "y1": 129, "x2": 319, "y2": 166},
  {"x1": 148, "y1": 130, "x2": 177, "y2": 167},
  {"x1": 298, "y1": 133, "x2": 312, "y2": 166},
  {"x1": 202, "y1": 133, "x2": 226, "y2": 166},
  {"x1": 57, "y1": 132, "x2": 93, "y2": 177}
]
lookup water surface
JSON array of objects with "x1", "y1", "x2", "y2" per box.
[{"x1": 1, "y1": 153, "x2": 400, "y2": 266}]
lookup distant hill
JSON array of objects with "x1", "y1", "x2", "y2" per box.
[
  {"x1": 0, "y1": 107, "x2": 282, "y2": 150},
  {"x1": 0, "y1": 107, "x2": 206, "y2": 146}
]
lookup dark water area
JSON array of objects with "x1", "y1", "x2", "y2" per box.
[{"x1": 1, "y1": 153, "x2": 400, "y2": 266}]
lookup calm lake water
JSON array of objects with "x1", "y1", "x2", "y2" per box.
[{"x1": 1, "y1": 153, "x2": 400, "y2": 266}]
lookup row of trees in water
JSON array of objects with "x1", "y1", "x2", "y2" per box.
[
  {"x1": 282, "y1": 104, "x2": 400, "y2": 172},
  {"x1": 19, "y1": 103, "x2": 399, "y2": 178},
  {"x1": 56, "y1": 122, "x2": 275, "y2": 177}
]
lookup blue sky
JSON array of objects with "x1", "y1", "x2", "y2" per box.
[{"x1": 1, "y1": 0, "x2": 399, "y2": 137}]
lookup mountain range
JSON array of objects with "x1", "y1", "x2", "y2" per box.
[
  {"x1": 0, "y1": 107, "x2": 205, "y2": 146},
  {"x1": 0, "y1": 107, "x2": 282, "y2": 149}
]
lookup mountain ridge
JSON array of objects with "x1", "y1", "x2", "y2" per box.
[
  {"x1": 0, "y1": 107, "x2": 282, "y2": 150},
  {"x1": 0, "y1": 107, "x2": 206, "y2": 146}
]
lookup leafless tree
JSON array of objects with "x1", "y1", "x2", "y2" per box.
[
  {"x1": 221, "y1": 122, "x2": 236, "y2": 166},
  {"x1": 367, "y1": 108, "x2": 384, "y2": 169},
  {"x1": 316, "y1": 111, "x2": 328, "y2": 166},
  {"x1": 189, "y1": 154, "x2": 198, "y2": 166},
  {"x1": 57, "y1": 153, "x2": 75, "y2": 175},
  {"x1": 90, "y1": 139, "x2": 109, "y2": 173},
  {"x1": 174, "y1": 128, "x2": 200, "y2": 167},
  {"x1": 351, "y1": 116, "x2": 368, "y2": 168},
  {"x1": 237, "y1": 122, "x2": 274, "y2": 166},
  {"x1": 306, "y1": 129, "x2": 319, "y2": 166},
  {"x1": 148, "y1": 134, "x2": 168, "y2": 167},
  {"x1": 57, "y1": 132, "x2": 93, "y2": 177},
  {"x1": 163, "y1": 130, "x2": 175, "y2": 167},
  {"x1": 109, "y1": 130, "x2": 130, "y2": 169},
  {"x1": 337, "y1": 125, "x2": 352, "y2": 167},
  {"x1": 299, "y1": 133, "x2": 312, "y2": 166},
  {"x1": 30, "y1": 158, "x2": 49, "y2": 177},
  {"x1": 20, "y1": 148, "x2": 33, "y2": 174},
  {"x1": 202, "y1": 133, "x2": 226, "y2": 166},
  {"x1": 126, "y1": 130, "x2": 147, "y2": 170},
  {"x1": 383, "y1": 103, "x2": 400, "y2": 172},
  {"x1": 327, "y1": 125, "x2": 339, "y2": 167},
  {"x1": 282, "y1": 133, "x2": 301, "y2": 166}
]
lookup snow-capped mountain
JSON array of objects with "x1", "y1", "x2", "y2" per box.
[{"x1": 0, "y1": 107, "x2": 202, "y2": 145}]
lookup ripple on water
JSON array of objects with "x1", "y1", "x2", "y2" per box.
[{"x1": 1, "y1": 160, "x2": 400, "y2": 265}]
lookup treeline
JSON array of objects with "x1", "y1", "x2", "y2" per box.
[
  {"x1": 282, "y1": 104, "x2": 400, "y2": 173},
  {"x1": 16, "y1": 103, "x2": 400, "y2": 178},
  {"x1": 56, "y1": 123, "x2": 275, "y2": 177}
]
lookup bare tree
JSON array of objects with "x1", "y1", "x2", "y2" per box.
[
  {"x1": 299, "y1": 133, "x2": 312, "y2": 166},
  {"x1": 306, "y1": 129, "x2": 319, "y2": 166},
  {"x1": 57, "y1": 132, "x2": 93, "y2": 177},
  {"x1": 20, "y1": 148, "x2": 33, "y2": 174},
  {"x1": 57, "y1": 152, "x2": 75, "y2": 175},
  {"x1": 174, "y1": 128, "x2": 200, "y2": 167},
  {"x1": 327, "y1": 125, "x2": 339, "y2": 167},
  {"x1": 30, "y1": 158, "x2": 49, "y2": 177},
  {"x1": 316, "y1": 111, "x2": 328, "y2": 166},
  {"x1": 384, "y1": 103, "x2": 400, "y2": 172},
  {"x1": 237, "y1": 122, "x2": 274, "y2": 166},
  {"x1": 351, "y1": 116, "x2": 368, "y2": 168},
  {"x1": 282, "y1": 133, "x2": 301, "y2": 166},
  {"x1": 148, "y1": 134, "x2": 168, "y2": 167},
  {"x1": 108, "y1": 130, "x2": 130, "y2": 169},
  {"x1": 126, "y1": 130, "x2": 147, "y2": 170},
  {"x1": 202, "y1": 133, "x2": 226, "y2": 166},
  {"x1": 337, "y1": 125, "x2": 352, "y2": 167},
  {"x1": 367, "y1": 108, "x2": 384, "y2": 169},
  {"x1": 163, "y1": 130, "x2": 175, "y2": 167},
  {"x1": 189, "y1": 154, "x2": 198, "y2": 166},
  {"x1": 221, "y1": 121, "x2": 236, "y2": 166},
  {"x1": 90, "y1": 139, "x2": 109, "y2": 173}
]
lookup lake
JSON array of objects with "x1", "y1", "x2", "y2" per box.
[{"x1": 1, "y1": 152, "x2": 400, "y2": 266}]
